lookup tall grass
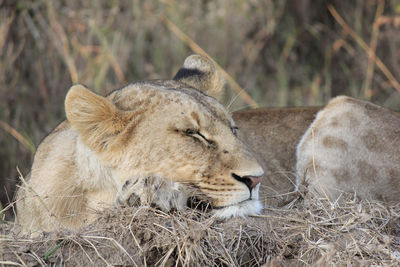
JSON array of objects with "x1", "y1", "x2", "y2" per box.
[{"x1": 1, "y1": 0, "x2": 400, "y2": 214}]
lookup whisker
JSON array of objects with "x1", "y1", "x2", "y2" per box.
[{"x1": 226, "y1": 89, "x2": 245, "y2": 111}]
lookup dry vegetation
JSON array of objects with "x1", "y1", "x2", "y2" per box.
[
  {"x1": 1, "y1": 0, "x2": 400, "y2": 265},
  {"x1": 2, "y1": 194, "x2": 400, "y2": 266}
]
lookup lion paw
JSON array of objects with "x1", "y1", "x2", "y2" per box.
[{"x1": 115, "y1": 175, "x2": 188, "y2": 212}]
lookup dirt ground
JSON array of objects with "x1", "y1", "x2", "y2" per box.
[{"x1": 1, "y1": 193, "x2": 400, "y2": 266}]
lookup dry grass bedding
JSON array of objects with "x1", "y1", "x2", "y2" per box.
[{"x1": 1, "y1": 192, "x2": 400, "y2": 266}]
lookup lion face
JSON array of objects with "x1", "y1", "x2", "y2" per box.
[{"x1": 65, "y1": 55, "x2": 264, "y2": 217}]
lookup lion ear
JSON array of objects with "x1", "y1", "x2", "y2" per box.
[
  {"x1": 65, "y1": 84, "x2": 127, "y2": 152},
  {"x1": 173, "y1": 54, "x2": 225, "y2": 98}
]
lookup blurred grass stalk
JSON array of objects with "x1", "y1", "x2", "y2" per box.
[
  {"x1": 277, "y1": 33, "x2": 296, "y2": 106},
  {"x1": 0, "y1": 121, "x2": 35, "y2": 154},
  {"x1": 364, "y1": 0, "x2": 384, "y2": 100},
  {"x1": 45, "y1": 0, "x2": 79, "y2": 84},
  {"x1": 329, "y1": 4, "x2": 400, "y2": 95},
  {"x1": 162, "y1": 16, "x2": 259, "y2": 108}
]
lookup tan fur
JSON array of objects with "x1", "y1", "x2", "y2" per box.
[
  {"x1": 296, "y1": 96, "x2": 400, "y2": 203},
  {"x1": 233, "y1": 107, "x2": 320, "y2": 206},
  {"x1": 234, "y1": 98, "x2": 400, "y2": 205},
  {"x1": 16, "y1": 55, "x2": 263, "y2": 234}
]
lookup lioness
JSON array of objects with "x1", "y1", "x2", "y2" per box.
[{"x1": 16, "y1": 55, "x2": 264, "y2": 234}]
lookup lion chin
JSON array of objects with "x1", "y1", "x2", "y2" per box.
[
  {"x1": 214, "y1": 200, "x2": 263, "y2": 219},
  {"x1": 213, "y1": 184, "x2": 263, "y2": 219}
]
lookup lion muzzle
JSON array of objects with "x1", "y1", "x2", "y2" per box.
[{"x1": 232, "y1": 173, "x2": 263, "y2": 191}]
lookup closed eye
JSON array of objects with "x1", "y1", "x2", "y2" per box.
[
  {"x1": 231, "y1": 126, "x2": 239, "y2": 136},
  {"x1": 185, "y1": 129, "x2": 217, "y2": 149}
]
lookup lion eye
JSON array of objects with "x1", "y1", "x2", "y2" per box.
[
  {"x1": 231, "y1": 126, "x2": 238, "y2": 136},
  {"x1": 185, "y1": 129, "x2": 197, "y2": 135},
  {"x1": 185, "y1": 129, "x2": 217, "y2": 149}
]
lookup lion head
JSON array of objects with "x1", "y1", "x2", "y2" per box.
[{"x1": 65, "y1": 55, "x2": 263, "y2": 216}]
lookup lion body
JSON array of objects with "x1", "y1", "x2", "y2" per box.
[
  {"x1": 296, "y1": 96, "x2": 400, "y2": 203},
  {"x1": 234, "y1": 98, "x2": 400, "y2": 205}
]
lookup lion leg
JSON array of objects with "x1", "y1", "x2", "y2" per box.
[{"x1": 115, "y1": 175, "x2": 188, "y2": 212}]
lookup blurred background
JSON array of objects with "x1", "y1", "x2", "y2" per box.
[{"x1": 1, "y1": 0, "x2": 400, "y2": 218}]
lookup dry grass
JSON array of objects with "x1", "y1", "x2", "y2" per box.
[{"x1": 1, "y1": 192, "x2": 400, "y2": 266}]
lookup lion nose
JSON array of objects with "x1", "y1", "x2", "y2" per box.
[
  {"x1": 248, "y1": 175, "x2": 263, "y2": 188},
  {"x1": 232, "y1": 173, "x2": 263, "y2": 190}
]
